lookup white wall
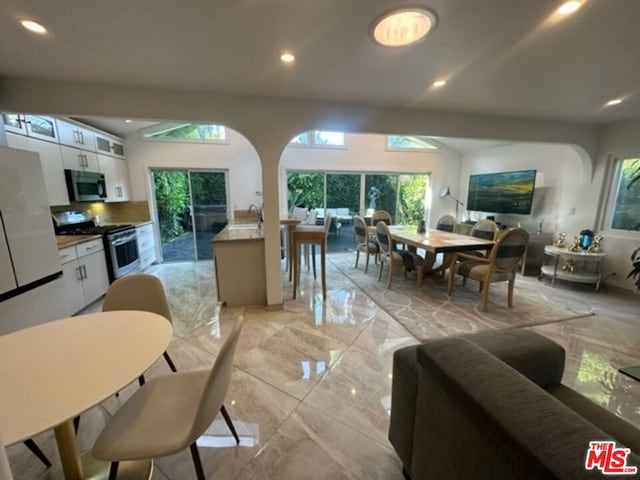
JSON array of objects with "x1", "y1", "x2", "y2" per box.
[
  {"x1": 460, "y1": 143, "x2": 586, "y2": 234},
  {"x1": 124, "y1": 128, "x2": 262, "y2": 219},
  {"x1": 279, "y1": 133, "x2": 462, "y2": 227}
]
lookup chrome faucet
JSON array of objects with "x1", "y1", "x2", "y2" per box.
[{"x1": 248, "y1": 204, "x2": 263, "y2": 228}]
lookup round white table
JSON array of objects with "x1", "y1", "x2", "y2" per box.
[
  {"x1": 540, "y1": 245, "x2": 606, "y2": 290},
  {"x1": 0, "y1": 311, "x2": 173, "y2": 480}
]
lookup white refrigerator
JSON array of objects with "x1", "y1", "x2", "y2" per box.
[{"x1": 0, "y1": 146, "x2": 62, "y2": 301}]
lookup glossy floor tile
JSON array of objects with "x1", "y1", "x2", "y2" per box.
[{"x1": 5, "y1": 254, "x2": 640, "y2": 479}]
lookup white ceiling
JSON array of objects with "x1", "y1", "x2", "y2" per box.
[{"x1": 2, "y1": 0, "x2": 639, "y2": 126}]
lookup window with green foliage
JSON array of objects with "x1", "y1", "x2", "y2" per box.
[
  {"x1": 152, "y1": 171, "x2": 190, "y2": 243},
  {"x1": 611, "y1": 158, "x2": 640, "y2": 231},
  {"x1": 143, "y1": 123, "x2": 227, "y2": 142},
  {"x1": 289, "y1": 131, "x2": 345, "y2": 147},
  {"x1": 386, "y1": 135, "x2": 439, "y2": 150},
  {"x1": 287, "y1": 171, "x2": 429, "y2": 226}
]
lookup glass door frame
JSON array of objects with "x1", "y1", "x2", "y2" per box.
[{"x1": 149, "y1": 167, "x2": 230, "y2": 263}]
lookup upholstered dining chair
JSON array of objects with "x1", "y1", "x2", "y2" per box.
[
  {"x1": 435, "y1": 214, "x2": 457, "y2": 232},
  {"x1": 92, "y1": 317, "x2": 245, "y2": 480},
  {"x1": 375, "y1": 221, "x2": 424, "y2": 288},
  {"x1": 467, "y1": 219, "x2": 499, "y2": 257},
  {"x1": 102, "y1": 274, "x2": 177, "y2": 380},
  {"x1": 371, "y1": 209, "x2": 392, "y2": 226},
  {"x1": 353, "y1": 215, "x2": 378, "y2": 273},
  {"x1": 447, "y1": 227, "x2": 529, "y2": 311}
]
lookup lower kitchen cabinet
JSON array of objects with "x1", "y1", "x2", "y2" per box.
[
  {"x1": 136, "y1": 223, "x2": 157, "y2": 270},
  {"x1": 58, "y1": 238, "x2": 110, "y2": 315}
]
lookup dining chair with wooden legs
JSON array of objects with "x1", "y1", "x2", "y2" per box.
[
  {"x1": 92, "y1": 317, "x2": 245, "y2": 480},
  {"x1": 375, "y1": 221, "x2": 424, "y2": 288},
  {"x1": 353, "y1": 215, "x2": 378, "y2": 273},
  {"x1": 447, "y1": 228, "x2": 529, "y2": 311}
]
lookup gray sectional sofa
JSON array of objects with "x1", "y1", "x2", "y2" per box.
[{"x1": 389, "y1": 330, "x2": 640, "y2": 479}]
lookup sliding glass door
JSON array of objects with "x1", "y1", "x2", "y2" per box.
[{"x1": 152, "y1": 169, "x2": 228, "y2": 262}]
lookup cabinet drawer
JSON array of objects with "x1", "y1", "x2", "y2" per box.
[
  {"x1": 137, "y1": 224, "x2": 154, "y2": 236},
  {"x1": 58, "y1": 246, "x2": 78, "y2": 264},
  {"x1": 76, "y1": 238, "x2": 104, "y2": 257},
  {"x1": 139, "y1": 247, "x2": 156, "y2": 268}
]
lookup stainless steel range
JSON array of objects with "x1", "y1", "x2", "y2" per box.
[{"x1": 52, "y1": 211, "x2": 140, "y2": 282}]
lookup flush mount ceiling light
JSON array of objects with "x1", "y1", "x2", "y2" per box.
[
  {"x1": 556, "y1": 1, "x2": 582, "y2": 15},
  {"x1": 124, "y1": 119, "x2": 133, "y2": 123},
  {"x1": 20, "y1": 19, "x2": 47, "y2": 34},
  {"x1": 280, "y1": 52, "x2": 295, "y2": 63},
  {"x1": 370, "y1": 7, "x2": 437, "y2": 47},
  {"x1": 432, "y1": 79, "x2": 447, "y2": 88},
  {"x1": 605, "y1": 98, "x2": 623, "y2": 106}
]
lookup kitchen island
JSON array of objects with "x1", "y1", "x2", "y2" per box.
[{"x1": 212, "y1": 224, "x2": 266, "y2": 307}]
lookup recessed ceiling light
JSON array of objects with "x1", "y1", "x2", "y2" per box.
[
  {"x1": 20, "y1": 19, "x2": 47, "y2": 34},
  {"x1": 124, "y1": 119, "x2": 133, "y2": 123},
  {"x1": 556, "y1": 1, "x2": 582, "y2": 15},
  {"x1": 605, "y1": 98, "x2": 623, "y2": 106},
  {"x1": 432, "y1": 80, "x2": 447, "y2": 88},
  {"x1": 280, "y1": 52, "x2": 295, "y2": 63},
  {"x1": 370, "y1": 7, "x2": 437, "y2": 47}
]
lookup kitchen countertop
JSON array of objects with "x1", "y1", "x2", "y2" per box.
[
  {"x1": 212, "y1": 224, "x2": 264, "y2": 243},
  {"x1": 56, "y1": 234, "x2": 102, "y2": 249}
]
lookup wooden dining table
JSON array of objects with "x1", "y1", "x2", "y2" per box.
[
  {"x1": 0, "y1": 311, "x2": 172, "y2": 480},
  {"x1": 368, "y1": 226, "x2": 495, "y2": 283}
]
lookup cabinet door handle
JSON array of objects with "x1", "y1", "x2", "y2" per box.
[
  {"x1": 75, "y1": 266, "x2": 83, "y2": 281},
  {"x1": 79, "y1": 131, "x2": 84, "y2": 144},
  {"x1": 83, "y1": 154, "x2": 88, "y2": 167},
  {"x1": 81, "y1": 264, "x2": 88, "y2": 280}
]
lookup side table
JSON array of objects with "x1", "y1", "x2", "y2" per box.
[{"x1": 539, "y1": 246, "x2": 606, "y2": 291}]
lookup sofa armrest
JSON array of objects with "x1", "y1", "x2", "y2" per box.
[
  {"x1": 411, "y1": 338, "x2": 635, "y2": 479},
  {"x1": 465, "y1": 329, "x2": 566, "y2": 387}
]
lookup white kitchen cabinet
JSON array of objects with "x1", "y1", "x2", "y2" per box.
[
  {"x1": 136, "y1": 223, "x2": 157, "y2": 270},
  {"x1": 98, "y1": 153, "x2": 131, "y2": 202},
  {"x1": 56, "y1": 119, "x2": 96, "y2": 152},
  {"x1": 95, "y1": 133, "x2": 126, "y2": 158},
  {"x1": 61, "y1": 145, "x2": 100, "y2": 172},
  {"x1": 6, "y1": 133, "x2": 70, "y2": 206},
  {"x1": 2, "y1": 114, "x2": 59, "y2": 143},
  {"x1": 58, "y1": 239, "x2": 109, "y2": 315}
]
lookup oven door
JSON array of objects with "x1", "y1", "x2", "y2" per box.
[{"x1": 108, "y1": 230, "x2": 140, "y2": 279}]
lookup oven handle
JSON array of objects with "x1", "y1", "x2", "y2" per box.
[{"x1": 111, "y1": 233, "x2": 137, "y2": 246}]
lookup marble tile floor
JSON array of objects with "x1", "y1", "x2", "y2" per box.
[{"x1": 6, "y1": 253, "x2": 640, "y2": 479}]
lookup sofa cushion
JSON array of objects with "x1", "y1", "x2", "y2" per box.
[
  {"x1": 546, "y1": 383, "x2": 640, "y2": 454},
  {"x1": 465, "y1": 329, "x2": 565, "y2": 387},
  {"x1": 412, "y1": 337, "x2": 639, "y2": 479},
  {"x1": 388, "y1": 330, "x2": 565, "y2": 473}
]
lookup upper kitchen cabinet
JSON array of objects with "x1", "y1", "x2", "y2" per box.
[
  {"x1": 5, "y1": 133, "x2": 70, "y2": 206},
  {"x1": 2, "y1": 114, "x2": 59, "y2": 143},
  {"x1": 60, "y1": 145, "x2": 100, "y2": 172},
  {"x1": 98, "y1": 154, "x2": 131, "y2": 202},
  {"x1": 95, "y1": 133, "x2": 126, "y2": 159},
  {"x1": 56, "y1": 119, "x2": 97, "y2": 152}
]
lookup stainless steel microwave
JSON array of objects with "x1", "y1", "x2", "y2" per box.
[{"x1": 64, "y1": 169, "x2": 107, "y2": 202}]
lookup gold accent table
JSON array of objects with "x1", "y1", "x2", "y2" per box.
[{"x1": 0, "y1": 311, "x2": 172, "y2": 480}]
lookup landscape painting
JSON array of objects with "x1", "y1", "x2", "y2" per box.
[{"x1": 466, "y1": 170, "x2": 537, "y2": 214}]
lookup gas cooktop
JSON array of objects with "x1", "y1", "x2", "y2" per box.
[{"x1": 52, "y1": 210, "x2": 133, "y2": 236}]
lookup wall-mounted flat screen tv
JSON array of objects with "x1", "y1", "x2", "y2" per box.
[{"x1": 467, "y1": 170, "x2": 537, "y2": 214}]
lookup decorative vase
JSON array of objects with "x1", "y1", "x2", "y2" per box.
[{"x1": 579, "y1": 229, "x2": 594, "y2": 250}]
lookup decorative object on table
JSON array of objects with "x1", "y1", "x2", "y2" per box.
[
  {"x1": 553, "y1": 232, "x2": 567, "y2": 248},
  {"x1": 579, "y1": 229, "x2": 595, "y2": 250},
  {"x1": 587, "y1": 234, "x2": 603, "y2": 253},
  {"x1": 417, "y1": 219, "x2": 426, "y2": 234},
  {"x1": 537, "y1": 217, "x2": 544, "y2": 235},
  {"x1": 568, "y1": 235, "x2": 580, "y2": 252},
  {"x1": 562, "y1": 259, "x2": 576, "y2": 273}
]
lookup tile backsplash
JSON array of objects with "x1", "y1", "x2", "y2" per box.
[{"x1": 51, "y1": 201, "x2": 151, "y2": 224}]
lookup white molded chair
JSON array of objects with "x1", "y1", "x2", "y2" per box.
[
  {"x1": 92, "y1": 317, "x2": 245, "y2": 480},
  {"x1": 102, "y1": 274, "x2": 177, "y2": 379}
]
